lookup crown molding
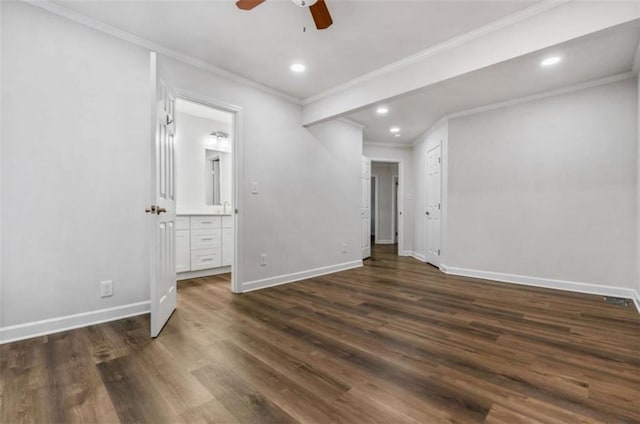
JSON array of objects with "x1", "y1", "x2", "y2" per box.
[
  {"x1": 449, "y1": 72, "x2": 635, "y2": 120},
  {"x1": 363, "y1": 141, "x2": 412, "y2": 150},
  {"x1": 411, "y1": 116, "x2": 449, "y2": 147},
  {"x1": 23, "y1": 0, "x2": 303, "y2": 106},
  {"x1": 302, "y1": 0, "x2": 570, "y2": 105},
  {"x1": 336, "y1": 118, "x2": 365, "y2": 130}
]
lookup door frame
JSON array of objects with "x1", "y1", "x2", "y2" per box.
[
  {"x1": 172, "y1": 88, "x2": 244, "y2": 294},
  {"x1": 364, "y1": 157, "x2": 404, "y2": 255},
  {"x1": 392, "y1": 175, "x2": 399, "y2": 244},
  {"x1": 371, "y1": 175, "x2": 379, "y2": 244},
  {"x1": 426, "y1": 144, "x2": 442, "y2": 267}
]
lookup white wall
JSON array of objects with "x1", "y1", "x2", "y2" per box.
[
  {"x1": 362, "y1": 144, "x2": 413, "y2": 254},
  {"x1": 175, "y1": 111, "x2": 232, "y2": 213},
  {"x1": 446, "y1": 78, "x2": 638, "y2": 289},
  {"x1": 371, "y1": 162, "x2": 398, "y2": 243},
  {"x1": 0, "y1": 2, "x2": 362, "y2": 339},
  {"x1": 411, "y1": 119, "x2": 448, "y2": 261},
  {"x1": 2, "y1": 2, "x2": 151, "y2": 328}
]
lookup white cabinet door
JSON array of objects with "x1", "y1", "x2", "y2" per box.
[
  {"x1": 176, "y1": 230, "x2": 190, "y2": 273},
  {"x1": 222, "y1": 228, "x2": 233, "y2": 266}
]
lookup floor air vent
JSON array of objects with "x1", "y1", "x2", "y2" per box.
[{"x1": 603, "y1": 296, "x2": 629, "y2": 307}]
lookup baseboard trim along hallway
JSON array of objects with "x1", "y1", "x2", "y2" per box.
[
  {"x1": 241, "y1": 260, "x2": 363, "y2": 292},
  {"x1": 442, "y1": 265, "x2": 640, "y2": 314},
  {"x1": 0, "y1": 301, "x2": 151, "y2": 345}
]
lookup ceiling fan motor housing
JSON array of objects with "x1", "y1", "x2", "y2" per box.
[{"x1": 291, "y1": 0, "x2": 318, "y2": 7}]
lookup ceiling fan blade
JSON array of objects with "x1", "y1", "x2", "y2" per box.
[
  {"x1": 236, "y1": 0, "x2": 266, "y2": 10},
  {"x1": 309, "y1": 0, "x2": 332, "y2": 29}
]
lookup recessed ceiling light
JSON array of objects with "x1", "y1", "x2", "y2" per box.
[
  {"x1": 290, "y1": 63, "x2": 306, "y2": 73},
  {"x1": 390, "y1": 127, "x2": 400, "y2": 133},
  {"x1": 540, "y1": 56, "x2": 562, "y2": 67},
  {"x1": 376, "y1": 107, "x2": 389, "y2": 115}
]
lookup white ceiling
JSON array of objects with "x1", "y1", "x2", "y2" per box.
[
  {"x1": 349, "y1": 20, "x2": 640, "y2": 144},
  {"x1": 51, "y1": 0, "x2": 536, "y2": 99}
]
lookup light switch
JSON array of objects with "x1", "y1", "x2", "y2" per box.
[{"x1": 251, "y1": 182, "x2": 259, "y2": 194}]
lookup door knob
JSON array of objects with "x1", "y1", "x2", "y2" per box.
[
  {"x1": 145, "y1": 205, "x2": 157, "y2": 214},
  {"x1": 426, "y1": 211, "x2": 430, "y2": 215},
  {"x1": 157, "y1": 207, "x2": 167, "y2": 215}
]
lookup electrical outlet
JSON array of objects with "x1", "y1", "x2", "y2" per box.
[
  {"x1": 260, "y1": 253, "x2": 267, "y2": 266},
  {"x1": 342, "y1": 243, "x2": 348, "y2": 254},
  {"x1": 100, "y1": 280, "x2": 113, "y2": 298}
]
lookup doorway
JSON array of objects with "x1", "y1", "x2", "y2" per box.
[
  {"x1": 370, "y1": 161, "x2": 400, "y2": 251},
  {"x1": 174, "y1": 97, "x2": 237, "y2": 289},
  {"x1": 149, "y1": 52, "x2": 243, "y2": 337}
]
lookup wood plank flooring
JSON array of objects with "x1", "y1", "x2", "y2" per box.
[{"x1": 1, "y1": 244, "x2": 639, "y2": 423}]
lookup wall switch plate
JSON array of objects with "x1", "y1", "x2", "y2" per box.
[
  {"x1": 251, "y1": 182, "x2": 259, "y2": 194},
  {"x1": 260, "y1": 254, "x2": 267, "y2": 266},
  {"x1": 100, "y1": 280, "x2": 113, "y2": 298},
  {"x1": 342, "y1": 243, "x2": 348, "y2": 254}
]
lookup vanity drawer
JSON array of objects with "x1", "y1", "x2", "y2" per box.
[
  {"x1": 190, "y1": 248, "x2": 221, "y2": 271},
  {"x1": 190, "y1": 228, "x2": 221, "y2": 250},
  {"x1": 176, "y1": 216, "x2": 190, "y2": 231},
  {"x1": 191, "y1": 216, "x2": 221, "y2": 230},
  {"x1": 222, "y1": 215, "x2": 233, "y2": 229}
]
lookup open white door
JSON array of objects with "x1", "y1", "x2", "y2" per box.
[
  {"x1": 149, "y1": 52, "x2": 177, "y2": 337},
  {"x1": 426, "y1": 145, "x2": 442, "y2": 266},
  {"x1": 361, "y1": 156, "x2": 371, "y2": 259}
]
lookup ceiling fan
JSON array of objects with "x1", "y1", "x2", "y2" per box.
[{"x1": 235, "y1": 0, "x2": 333, "y2": 30}]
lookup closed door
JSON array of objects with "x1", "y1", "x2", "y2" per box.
[
  {"x1": 361, "y1": 156, "x2": 371, "y2": 259},
  {"x1": 149, "y1": 52, "x2": 177, "y2": 338},
  {"x1": 426, "y1": 145, "x2": 442, "y2": 266}
]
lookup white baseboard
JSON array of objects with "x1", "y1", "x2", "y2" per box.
[
  {"x1": 178, "y1": 266, "x2": 231, "y2": 281},
  {"x1": 400, "y1": 250, "x2": 427, "y2": 262},
  {"x1": 411, "y1": 251, "x2": 427, "y2": 262},
  {"x1": 375, "y1": 240, "x2": 395, "y2": 245},
  {"x1": 241, "y1": 260, "x2": 363, "y2": 293},
  {"x1": 442, "y1": 265, "x2": 640, "y2": 314},
  {"x1": 631, "y1": 290, "x2": 640, "y2": 313},
  {"x1": 0, "y1": 301, "x2": 150, "y2": 345}
]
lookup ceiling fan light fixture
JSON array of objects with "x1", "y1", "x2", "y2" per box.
[{"x1": 291, "y1": 0, "x2": 318, "y2": 7}]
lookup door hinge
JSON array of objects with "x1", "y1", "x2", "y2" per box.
[
  {"x1": 438, "y1": 203, "x2": 441, "y2": 210},
  {"x1": 437, "y1": 249, "x2": 441, "y2": 256},
  {"x1": 438, "y1": 157, "x2": 441, "y2": 164}
]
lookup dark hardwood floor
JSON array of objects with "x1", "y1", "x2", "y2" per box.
[{"x1": 1, "y1": 244, "x2": 639, "y2": 423}]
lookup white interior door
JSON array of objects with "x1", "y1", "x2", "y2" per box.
[
  {"x1": 361, "y1": 156, "x2": 371, "y2": 259},
  {"x1": 149, "y1": 52, "x2": 177, "y2": 337},
  {"x1": 426, "y1": 145, "x2": 442, "y2": 266}
]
